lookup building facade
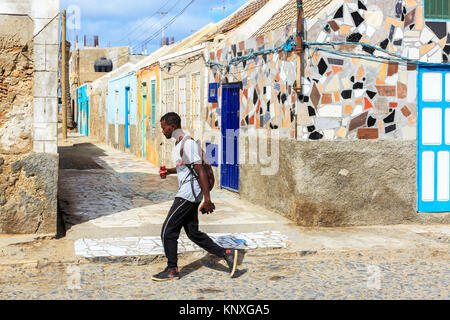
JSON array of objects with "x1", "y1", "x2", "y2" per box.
[
  {"x1": 79, "y1": 0, "x2": 450, "y2": 227},
  {"x1": 206, "y1": 0, "x2": 450, "y2": 226},
  {"x1": 0, "y1": 0, "x2": 60, "y2": 234}
]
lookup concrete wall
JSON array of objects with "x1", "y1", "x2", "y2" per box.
[
  {"x1": 0, "y1": 0, "x2": 59, "y2": 234},
  {"x1": 88, "y1": 86, "x2": 107, "y2": 143},
  {"x1": 240, "y1": 137, "x2": 449, "y2": 226},
  {"x1": 74, "y1": 47, "x2": 130, "y2": 85}
]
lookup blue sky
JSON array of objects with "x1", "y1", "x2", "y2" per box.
[{"x1": 61, "y1": 0, "x2": 248, "y2": 54}]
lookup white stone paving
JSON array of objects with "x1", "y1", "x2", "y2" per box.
[{"x1": 74, "y1": 231, "x2": 289, "y2": 258}]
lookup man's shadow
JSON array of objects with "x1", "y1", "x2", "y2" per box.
[{"x1": 179, "y1": 250, "x2": 248, "y2": 279}]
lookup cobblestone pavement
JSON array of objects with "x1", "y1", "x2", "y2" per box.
[
  {"x1": 0, "y1": 248, "x2": 448, "y2": 300},
  {"x1": 4, "y1": 133, "x2": 439, "y2": 300}
]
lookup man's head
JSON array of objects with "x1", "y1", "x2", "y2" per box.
[{"x1": 160, "y1": 112, "x2": 181, "y2": 139}]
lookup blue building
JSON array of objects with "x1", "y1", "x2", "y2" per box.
[{"x1": 107, "y1": 71, "x2": 139, "y2": 152}]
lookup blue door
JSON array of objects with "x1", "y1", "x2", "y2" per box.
[
  {"x1": 418, "y1": 67, "x2": 450, "y2": 212},
  {"x1": 125, "y1": 86, "x2": 131, "y2": 149},
  {"x1": 77, "y1": 86, "x2": 89, "y2": 136},
  {"x1": 221, "y1": 84, "x2": 240, "y2": 192}
]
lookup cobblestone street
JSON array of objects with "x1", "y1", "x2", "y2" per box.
[
  {"x1": 0, "y1": 248, "x2": 448, "y2": 300},
  {"x1": 0, "y1": 134, "x2": 448, "y2": 300}
]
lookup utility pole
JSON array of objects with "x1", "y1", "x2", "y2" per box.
[
  {"x1": 211, "y1": 0, "x2": 226, "y2": 19},
  {"x1": 61, "y1": 10, "x2": 68, "y2": 139},
  {"x1": 157, "y1": 11, "x2": 168, "y2": 47}
]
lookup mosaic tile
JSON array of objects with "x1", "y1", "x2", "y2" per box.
[
  {"x1": 351, "y1": 11, "x2": 364, "y2": 27},
  {"x1": 349, "y1": 111, "x2": 368, "y2": 131},
  {"x1": 309, "y1": 131, "x2": 324, "y2": 140},
  {"x1": 357, "y1": 128, "x2": 379, "y2": 140},
  {"x1": 367, "y1": 115, "x2": 377, "y2": 127},
  {"x1": 426, "y1": 21, "x2": 447, "y2": 40},
  {"x1": 375, "y1": 85, "x2": 396, "y2": 97},
  {"x1": 341, "y1": 90, "x2": 352, "y2": 99},
  {"x1": 401, "y1": 106, "x2": 411, "y2": 118},
  {"x1": 383, "y1": 110, "x2": 396, "y2": 123},
  {"x1": 397, "y1": 82, "x2": 407, "y2": 99},
  {"x1": 364, "y1": 98, "x2": 373, "y2": 110},
  {"x1": 310, "y1": 83, "x2": 321, "y2": 108},
  {"x1": 404, "y1": 8, "x2": 416, "y2": 28},
  {"x1": 344, "y1": 104, "x2": 353, "y2": 115},
  {"x1": 321, "y1": 93, "x2": 333, "y2": 104},
  {"x1": 318, "y1": 58, "x2": 328, "y2": 75},
  {"x1": 347, "y1": 32, "x2": 363, "y2": 42},
  {"x1": 366, "y1": 90, "x2": 377, "y2": 100}
]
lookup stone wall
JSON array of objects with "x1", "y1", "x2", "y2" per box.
[{"x1": 0, "y1": 0, "x2": 59, "y2": 234}]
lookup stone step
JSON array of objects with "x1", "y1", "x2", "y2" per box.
[{"x1": 74, "y1": 231, "x2": 289, "y2": 259}]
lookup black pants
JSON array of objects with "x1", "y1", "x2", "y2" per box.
[{"x1": 161, "y1": 197, "x2": 226, "y2": 268}]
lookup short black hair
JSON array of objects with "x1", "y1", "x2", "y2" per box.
[{"x1": 160, "y1": 112, "x2": 181, "y2": 128}]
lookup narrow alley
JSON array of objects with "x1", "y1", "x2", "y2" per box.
[{"x1": 0, "y1": 132, "x2": 448, "y2": 300}]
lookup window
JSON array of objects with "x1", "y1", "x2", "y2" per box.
[
  {"x1": 190, "y1": 73, "x2": 201, "y2": 128},
  {"x1": 425, "y1": 0, "x2": 450, "y2": 20},
  {"x1": 162, "y1": 78, "x2": 174, "y2": 117},
  {"x1": 208, "y1": 83, "x2": 218, "y2": 102},
  {"x1": 179, "y1": 77, "x2": 187, "y2": 127}
]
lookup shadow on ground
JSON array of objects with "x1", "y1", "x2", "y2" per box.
[
  {"x1": 179, "y1": 251, "x2": 248, "y2": 279},
  {"x1": 57, "y1": 142, "x2": 178, "y2": 234}
]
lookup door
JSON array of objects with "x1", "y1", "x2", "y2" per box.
[
  {"x1": 85, "y1": 98, "x2": 89, "y2": 136},
  {"x1": 221, "y1": 83, "x2": 240, "y2": 192},
  {"x1": 418, "y1": 67, "x2": 450, "y2": 212},
  {"x1": 142, "y1": 83, "x2": 147, "y2": 158},
  {"x1": 125, "y1": 86, "x2": 131, "y2": 149}
]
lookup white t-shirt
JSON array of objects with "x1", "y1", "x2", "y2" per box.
[{"x1": 172, "y1": 136, "x2": 203, "y2": 203}]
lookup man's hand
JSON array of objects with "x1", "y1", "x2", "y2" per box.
[{"x1": 199, "y1": 200, "x2": 215, "y2": 214}]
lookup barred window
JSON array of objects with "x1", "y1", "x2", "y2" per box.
[{"x1": 425, "y1": 0, "x2": 450, "y2": 20}]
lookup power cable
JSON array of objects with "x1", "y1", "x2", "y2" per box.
[
  {"x1": 122, "y1": 0, "x2": 181, "y2": 49},
  {"x1": 104, "y1": 0, "x2": 196, "y2": 68},
  {"x1": 115, "y1": 0, "x2": 178, "y2": 45}
]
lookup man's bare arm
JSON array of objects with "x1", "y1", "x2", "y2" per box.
[{"x1": 166, "y1": 168, "x2": 177, "y2": 175}]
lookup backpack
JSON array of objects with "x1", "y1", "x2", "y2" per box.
[{"x1": 180, "y1": 136, "x2": 215, "y2": 201}]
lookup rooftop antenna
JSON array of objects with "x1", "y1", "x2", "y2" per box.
[{"x1": 210, "y1": 0, "x2": 226, "y2": 19}]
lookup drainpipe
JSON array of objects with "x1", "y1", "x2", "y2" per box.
[
  {"x1": 294, "y1": 0, "x2": 303, "y2": 94},
  {"x1": 294, "y1": 0, "x2": 303, "y2": 140}
]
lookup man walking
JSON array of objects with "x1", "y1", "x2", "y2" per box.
[{"x1": 152, "y1": 112, "x2": 238, "y2": 281}]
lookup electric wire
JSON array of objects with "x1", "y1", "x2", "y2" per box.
[
  {"x1": 102, "y1": 0, "x2": 196, "y2": 68},
  {"x1": 115, "y1": 0, "x2": 178, "y2": 46}
]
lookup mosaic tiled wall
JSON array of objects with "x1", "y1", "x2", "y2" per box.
[
  {"x1": 208, "y1": 0, "x2": 449, "y2": 141},
  {"x1": 301, "y1": 0, "x2": 449, "y2": 141},
  {"x1": 206, "y1": 24, "x2": 299, "y2": 138}
]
